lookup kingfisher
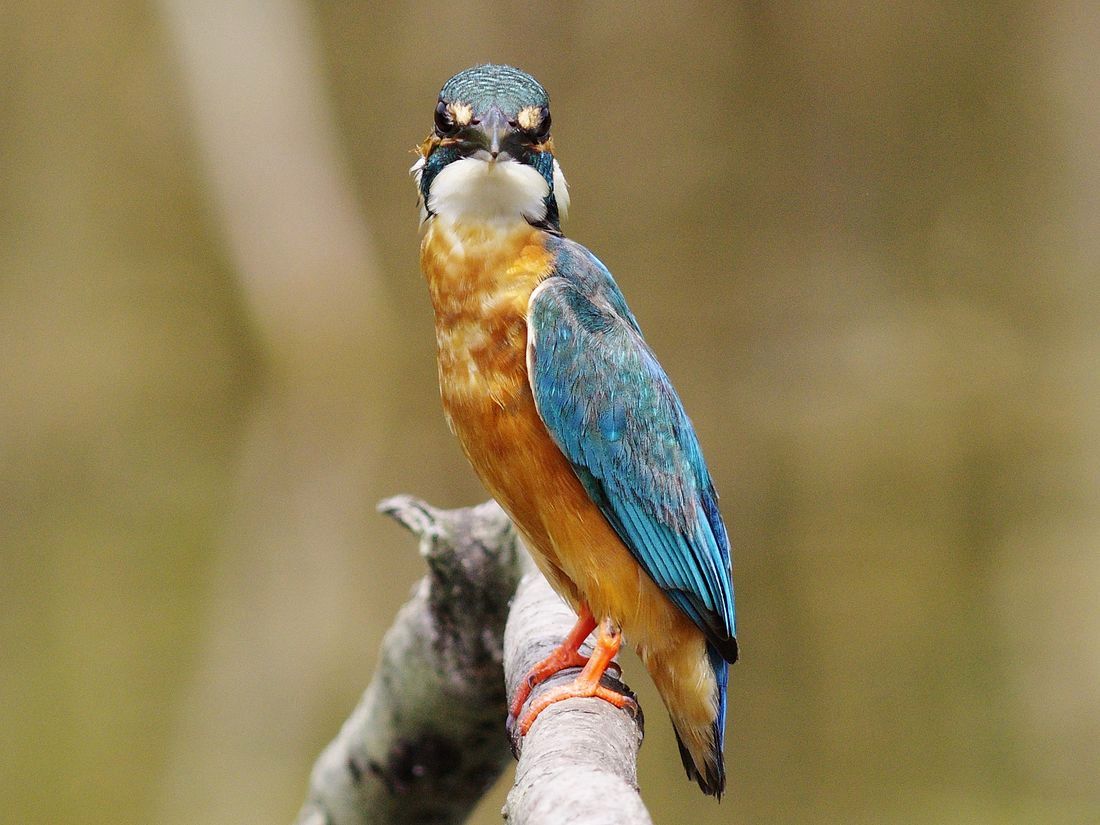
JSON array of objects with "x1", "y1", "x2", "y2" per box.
[{"x1": 412, "y1": 64, "x2": 737, "y2": 797}]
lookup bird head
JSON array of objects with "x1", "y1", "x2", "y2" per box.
[{"x1": 411, "y1": 64, "x2": 569, "y2": 232}]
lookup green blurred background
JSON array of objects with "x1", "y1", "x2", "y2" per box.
[{"x1": 3, "y1": 2, "x2": 1098, "y2": 823}]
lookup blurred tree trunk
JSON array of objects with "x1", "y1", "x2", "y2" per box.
[
  {"x1": 154, "y1": 2, "x2": 397, "y2": 822},
  {"x1": 995, "y1": 2, "x2": 1100, "y2": 795}
]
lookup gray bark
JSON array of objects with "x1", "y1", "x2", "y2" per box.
[
  {"x1": 294, "y1": 497, "x2": 522, "y2": 825},
  {"x1": 503, "y1": 573, "x2": 653, "y2": 825}
]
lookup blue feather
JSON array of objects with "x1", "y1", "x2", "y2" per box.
[{"x1": 527, "y1": 236, "x2": 737, "y2": 663}]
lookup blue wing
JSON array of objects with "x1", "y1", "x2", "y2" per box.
[{"x1": 527, "y1": 239, "x2": 737, "y2": 662}]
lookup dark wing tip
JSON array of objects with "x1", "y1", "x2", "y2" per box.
[
  {"x1": 717, "y1": 634, "x2": 739, "y2": 664},
  {"x1": 695, "y1": 605, "x2": 738, "y2": 663}
]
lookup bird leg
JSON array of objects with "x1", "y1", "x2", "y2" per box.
[
  {"x1": 508, "y1": 604, "x2": 597, "y2": 721},
  {"x1": 516, "y1": 617, "x2": 638, "y2": 735}
]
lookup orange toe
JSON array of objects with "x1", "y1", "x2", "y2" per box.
[{"x1": 509, "y1": 648, "x2": 590, "y2": 719}]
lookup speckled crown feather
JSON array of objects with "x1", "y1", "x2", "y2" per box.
[{"x1": 440, "y1": 64, "x2": 549, "y2": 114}]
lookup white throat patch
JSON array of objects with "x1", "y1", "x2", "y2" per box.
[{"x1": 413, "y1": 156, "x2": 569, "y2": 227}]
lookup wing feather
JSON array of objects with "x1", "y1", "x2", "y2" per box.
[{"x1": 527, "y1": 259, "x2": 737, "y2": 661}]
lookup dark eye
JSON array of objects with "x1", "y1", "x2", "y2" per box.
[
  {"x1": 534, "y1": 107, "x2": 551, "y2": 140},
  {"x1": 434, "y1": 100, "x2": 457, "y2": 137}
]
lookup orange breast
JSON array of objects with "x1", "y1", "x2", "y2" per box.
[{"x1": 421, "y1": 219, "x2": 581, "y2": 592}]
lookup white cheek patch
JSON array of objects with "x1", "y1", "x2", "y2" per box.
[{"x1": 427, "y1": 157, "x2": 550, "y2": 225}]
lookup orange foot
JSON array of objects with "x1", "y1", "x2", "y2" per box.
[
  {"x1": 508, "y1": 605, "x2": 597, "y2": 721},
  {"x1": 517, "y1": 618, "x2": 638, "y2": 735}
]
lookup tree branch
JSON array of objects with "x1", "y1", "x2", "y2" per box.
[
  {"x1": 294, "y1": 496, "x2": 522, "y2": 825},
  {"x1": 294, "y1": 498, "x2": 653, "y2": 825},
  {"x1": 503, "y1": 573, "x2": 653, "y2": 825}
]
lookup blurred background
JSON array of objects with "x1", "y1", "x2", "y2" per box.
[{"x1": 2, "y1": 2, "x2": 1098, "y2": 823}]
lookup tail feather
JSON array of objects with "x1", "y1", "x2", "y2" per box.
[
  {"x1": 674, "y1": 728, "x2": 725, "y2": 798},
  {"x1": 671, "y1": 644, "x2": 729, "y2": 798}
]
